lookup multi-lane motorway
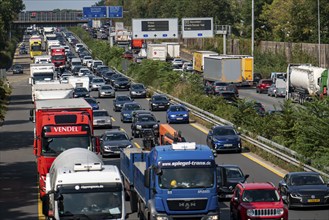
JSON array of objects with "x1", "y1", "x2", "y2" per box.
[{"x1": 0, "y1": 47, "x2": 328, "y2": 220}]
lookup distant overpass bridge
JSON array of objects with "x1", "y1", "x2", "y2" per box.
[{"x1": 13, "y1": 11, "x2": 89, "y2": 28}]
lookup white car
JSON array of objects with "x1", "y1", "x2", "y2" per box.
[
  {"x1": 75, "y1": 43, "x2": 84, "y2": 52},
  {"x1": 182, "y1": 62, "x2": 193, "y2": 72},
  {"x1": 82, "y1": 55, "x2": 92, "y2": 66},
  {"x1": 86, "y1": 60, "x2": 93, "y2": 69},
  {"x1": 78, "y1": 68, "x2": 91, "y2": 76},
  {"x1": 172, "y1": 58, "x2": 184, "y2": 67}
]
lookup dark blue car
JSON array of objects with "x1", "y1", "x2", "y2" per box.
[
  {"x1": 278, "y1": 172, "x2": 329, "y2": 209},
  {"x1": 84, "y1": 97, "x2": 99, "y2": 110},
  {"x1": 206, "y1": 125, "x2": 242, "y2": 153},
  {"x1": 120, "y1": 102, "x2": 142, "y2": 123},
  {"x1": 166, "y1": 105, "x2": 189, "y2": 124}
]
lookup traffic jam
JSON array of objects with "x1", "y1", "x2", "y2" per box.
[{"x1": 10, "y1": 23, "x2": 329, "y2": 220}]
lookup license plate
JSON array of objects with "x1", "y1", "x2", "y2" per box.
[
  {"x1": 176, "y1": 118, "x2": 183, "y2": 120},
  {"x1": 225, "y1": 194, "x2": 233, "y2": 198},
  {"x1": 159, "y1": 106, "x2": 165, "y2": 108},
  {"x1": 114, "y1": 151, "x2": 120, "y2": 154},
  {"x1": 308, "y1": 199, "x2": 320, "y2": 203},
  {"x1": 224, "y1": 144, "x2": 233, "y2": 147}
]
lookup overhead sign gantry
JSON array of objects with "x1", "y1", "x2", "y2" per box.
[
  {"x1": 132, "y1": 18, "x2": 178, "y2": 39},
  {"x1": 182, "y1": 17, "x2": 214, "y2": 38}
]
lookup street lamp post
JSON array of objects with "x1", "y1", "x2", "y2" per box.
[
  {"x1": 251, "y1": 0, "x2": 254, "y2": 57},
  {"x1": 317, "y1": 0, "x2": 321, "y2": 66}
]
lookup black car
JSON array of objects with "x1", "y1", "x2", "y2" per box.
[
  {"x1": 149, "y1": 94, "x2": 170, "y2": 111},
  {"x1": 84, "y1": 97, "x2": 100, "y2": 110},
  {"x1": 217, "y1": 165, "x2": 249, "y2": 199},
  {"x1": 131, "y1": 113, "x2": 159, "y2": 138},
  {"x1": 101, "y1": 70, "x2": 116, "y2": 83},
  {"x1": 73, "y1": 87, "x2": 89, "y2": 98},
  {"x1": 278, "y1": 172, "x2": 329, "y2": 209},
  {"x1": 12, "y1": 64, "x2": 24, "y2": 74},
  {"x1": 206, "y1": 125, "x2": 242, "y2": 153},
  {"x1": 100, "y1": 130, "x2": 133, "y2": 157},
  {"x1": 109, "y1": 73, "x2": 122, "y2": 85},
  {"x1": 113, "y1": 77, "x2": 131, "y2": 90},
  {"x1": 217, "y1": 91, "x2": 238, "y2": 105},
  {"x1": 113, "y1": 95, "x2": 133, "y2": 112},
  {"x1": 96, "y1": 65, "x2": 110, "y2": 76},
  {"x1": 129, "y1": 83, "x2": 147, "y2": 98}
]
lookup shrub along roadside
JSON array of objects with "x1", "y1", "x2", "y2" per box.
[{"x1": 71, "y1": 27, "x2": 329, "y2": 174}]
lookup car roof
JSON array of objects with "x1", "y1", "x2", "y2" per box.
[
  {"x1": 239, "y1": 182, "x2": 276, "y2": 190},
  {"x1": 93, "y1": 109, "x2": 108, "y2": 113},
  {"x1": 104, "y1": 130, "x2": 127, "y2": 135},
  {"x1": 217, "y1": 164, "x2": 242, "y2": 169},
  {"x1": 288, "y1": 171, "x2": 320, "y2": 176},
  {"x1": 212, "y1": 125, "x2": 235, "y2": 130}
]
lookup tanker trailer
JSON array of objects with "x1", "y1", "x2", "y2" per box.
[{"x1": 286, "y1": 64, "x2": 328, "y2": 104}]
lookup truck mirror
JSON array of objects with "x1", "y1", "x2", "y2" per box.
[
  {"x1": 243, "y1": 174, "x2": 250, "y2": 182},
  {"x1": 155, "y1": 167, "x2": 162, "y2": 175},
  {"x1": 54, "y1": 193, "x2": 63, "y2": 201},
  {"x1": 144, "y1": 169, "x2": 150, "y2": 188}
]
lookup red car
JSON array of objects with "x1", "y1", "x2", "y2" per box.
[
  {"x1": 256, "y1": 79, "x2": 273, "y2": 94},
  {"x1": 230, "y1": 182, "x2": 288, "y2": 220},
  {"x1": 122, "y1": 51, "x2": 134, "y2": 59}
]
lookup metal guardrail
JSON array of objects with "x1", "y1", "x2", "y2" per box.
[
  {"x1": 73, "y1": 30, "x2": 329, "y2": 179},
  {"x1": 116, "y1": 67, "x2": 329, "y2": 178}
]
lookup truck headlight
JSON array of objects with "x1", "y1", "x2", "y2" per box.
[{"x1": 183, "y1": 114, "x2": 188, "y2": 117}]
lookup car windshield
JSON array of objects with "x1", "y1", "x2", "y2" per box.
[
  {"x1": 132, "y1": 84, "x2": 144, "y2": 89},
  {"x1": 154, "y1": 96, "x2": 168, "y2": 101},
  {"x1": 213, "y1": 128, "x2": 236, "y2": 136},
  {"x1": 75, "y1": 88, "x2": 87, "y2": 92},
  {"x1": 14, "y1": 65, "x2": 22, "y2": 69},
  {"x1": 225, "y1": 167, "x2": 244, "y2": 179},
  {"x1": 104, "y1": 133, "x2": 128, "y2": 141},
  {"x1": 159, "y1": 168, "x2": 214, "y2": 189},
  {"x1": 117, "y1": 78, "x2": 128, "y2": 82},
  {"x1": 291, "y1": 174, "x2": 325, "y2": 186},
  {"x1": 85, "y1": 98, "x2": 96, "y2": 104},
  {"x1": 123, "y1": 104, "x2": 141, "y2": 111},
  {"x1": 169, "y1": 106, "x2": 187, "y2": 112},
  {"x1": 117, "y1": 96, "x2": 130, "y2": 101},
  {"x1": 137, "y1": 115, "x2": 155, "y2": 122},
  {"x1": 101, "y1": 86, "x2": 113, "y2": 90},
  {"x1": 94, "y1": 111, "x2": 109, "y2": 117},
  {"x1": 93, "y1": 79, "x2": 104, "y2": 83},
  {"x1": 242, "y1": 190, "x2": 280, "y2": 202},
  {"x1": 84, "y1": 56, "x2": 92, "y2": 60}
]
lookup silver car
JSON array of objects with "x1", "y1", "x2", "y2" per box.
[
  {"x1": 98, "y1": 85, "x2": 115, "y2": 98},
  {"x1": 90, "y1": 77, "x2": 106, "y2": 91},
  {"x1": 93, "y1": 109, "x2": 112, "y2": 128}
]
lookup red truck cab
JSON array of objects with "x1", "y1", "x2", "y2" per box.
[
  {"x1": 50, "y1": 47, "x2": 66, "y2": 68},
  {"x1": 230, "y1": 182, "x2": 288, "y2": 220},
  {"x1": 30, "y1": 99, "x2": 99, "y2": 204}
]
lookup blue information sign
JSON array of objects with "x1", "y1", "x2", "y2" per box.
[
  {"x1": 83, "y1": 6, "x2": 107, "y2": 18},
  {"x1": 108, "y1": 6, "x2": 123, "y2": 18}
]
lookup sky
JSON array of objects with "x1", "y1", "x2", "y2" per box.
[{"x1": 23, "y1": 0, "x2": 99, "y2": 11}]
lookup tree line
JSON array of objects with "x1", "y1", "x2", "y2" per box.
[{"x1": 97, "y1": 0, "x2": 329, "y2": 44}]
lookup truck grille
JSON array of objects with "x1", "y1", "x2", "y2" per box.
[
  {"x1": 167, "y1": 199, "x2": 207, "y2": 211},
  {"x1": 250, "y1": 209, "x2": 283, "y2": 217}
]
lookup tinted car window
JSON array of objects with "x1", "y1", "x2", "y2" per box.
[
  {"x1": 105, "y1": 133, "x2": 128, "y2": 141},
  {"x1": 117, "y1": 96, "x2": 131, "y2": 101},
  {"x1": 94, "y1": 111, "x2": 109, "y2": 117},
  {"x1": 138, "y1": 115, "x2": 156, "y2": 122},
  {"x1": 213, "y1": 128, "x2": 236, "y2": 136},
  {"x1": 169, "y1": 106, "x2": 187, "y2": 112}
]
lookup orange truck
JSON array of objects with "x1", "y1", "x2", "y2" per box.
[
  {"x1": 131, "y1": 39, "x2": 144, "y2": 49},
  {"x1": 159, "y1": 124, "x2": 186, "y2": 145}
]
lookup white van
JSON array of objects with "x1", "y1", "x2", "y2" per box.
[{"x1": 34, "y1": 55, "x2": 51, "y2": 64}]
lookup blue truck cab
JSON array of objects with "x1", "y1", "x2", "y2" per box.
[{"x1": 120, "y1": 142, "x2": 220, "y2": 220}]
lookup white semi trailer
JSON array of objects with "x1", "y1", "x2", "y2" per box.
[{"x1": 44, "y1": 148, "x2": 125, "y2": 219}]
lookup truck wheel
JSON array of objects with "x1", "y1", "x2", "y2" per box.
[
  {"x1": 130, "y1": 190, "x2": 138, "y2": 213},
  {"x1": 137, "y1": 199, "x2": 144, "y2": 220}
]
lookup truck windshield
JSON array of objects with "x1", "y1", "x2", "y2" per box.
[
  {"x1": 33, "y1": 73, "x2": 54, "y2": 82},
  {"x1": 31, "y1": 45, "x2": 41, "y2": 51},
  {"x1": 41, "y1": 135, "x2": 90, "y2": 155},
  {"x1": 52, "y1": 55, "x2": 65, "y2": 61},
  {"x1": 59, "y1": 191, "x2": 122, "y2": 218},
  {"x1": 159, "y1": 168, "x2": 214, "y2": 189}
]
